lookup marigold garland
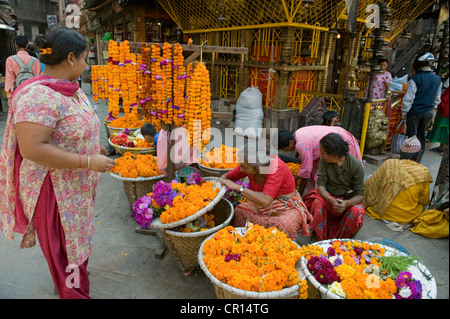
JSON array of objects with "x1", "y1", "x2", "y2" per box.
[
  {"x1": 107, "y1": 40, "x2": 120, "y2": 119},
  {"x1": 186, "y1": 62, "x2": 211, "y2": 151}
]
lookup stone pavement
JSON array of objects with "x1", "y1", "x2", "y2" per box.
[{"x1": 0, "y1": 83, "x2": 448, "y2": 299}]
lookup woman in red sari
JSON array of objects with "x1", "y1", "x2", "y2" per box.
[
  {"x1": 303, "y1": 133, "x2": 365, "y2": 240},
  {"x1": 220, "y1": 143, "x2": 312, "y2": 239}
]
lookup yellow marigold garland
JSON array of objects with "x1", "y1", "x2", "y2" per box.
[
  {"x1": 173, "y1": 43, "x2": 186, "y2": 126},
  {"x1": 107, "y1": 40, "x2": 120, "y2": 119}
]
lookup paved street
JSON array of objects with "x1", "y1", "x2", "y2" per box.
[{"x1": 0, "y1": 82, "x2": 448, "y2": 299}]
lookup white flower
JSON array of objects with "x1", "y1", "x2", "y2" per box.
[
  {"x1": 329, "y1": 281, "x2": 346, "y2": 298},
  {"x1": 399, "y1": 287, "x2": 412, "y2": 298}
]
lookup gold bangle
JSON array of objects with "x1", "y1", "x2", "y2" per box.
[{"x1": 87, "y1": 155, "x2": 91, "y2": 170}]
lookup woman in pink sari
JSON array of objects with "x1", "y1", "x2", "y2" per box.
[
  {"x1": 0, "y1": 27, "x2": 115, "y2": 299},
  {"x1": 220, "y1": 143, "x2": 312, "y2": 239}
]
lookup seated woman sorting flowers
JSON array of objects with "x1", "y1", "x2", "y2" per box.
[
  {"x1": 220, "y1": 143, "x2": 312, "y2": 239},
  {"x1": 303, "y1": 133, "x2": 365, "y2": 240}
]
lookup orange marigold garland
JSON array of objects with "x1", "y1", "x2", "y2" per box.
[
  {"x1": 186, "y1": 62, "x2": 211, "y2": 152},
  {"x1": 172, "y1": 43, "x2": 186, "y2": 126},
  {"x1": 151, "y1": 43, "x2": 163, "y2": 131},
  {"x1": 161, "y1": 42, "x2": 173, "y2": 125},
  {"x1": 107, "y1": 40, "x2": 120, "y2": 120},
  {"x1": 91, "y1": 65, "x2": 99, "y2": 102},
  {"x1": 119, "y1": 40, "x2": 131, "y2": 114}
]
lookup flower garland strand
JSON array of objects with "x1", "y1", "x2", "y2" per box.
[
  {"x1": 107, "y1": 40, "x2": 120, "y2": 120},
  {"x1": 151, "y1": 43, "x2": 163, "y2": 131},
  {"x1": 173, "y1": 43, "x2": 186, "y2": 126}
]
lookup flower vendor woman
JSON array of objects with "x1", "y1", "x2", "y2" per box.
[
  {"x1": 277, "y1": 126, "x2": 362, "y2": 196},
  {"x1": 303, "y1": 133, "x2": 365, "y2": 240},
  {"x1": 0, "y1": 27, "x2": 115, "y2": 299},
  {"x1": 220, "y1": 143, "x2": 312, "y2": 239}
]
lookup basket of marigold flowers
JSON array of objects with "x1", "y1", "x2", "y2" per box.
[
  {"x1": 110, "y1": 152, "x2": 164, "y2": 206},
  {"x1": 198, "y1": 145, "x2": 240, "y2": 177},
  {"x1": 198, "y1": 222, "x2": 309, "y2": 299}
]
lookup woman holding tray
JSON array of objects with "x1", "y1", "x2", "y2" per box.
[{"x1": 220, "y1": 143, "x2": 312, "y2": 240}]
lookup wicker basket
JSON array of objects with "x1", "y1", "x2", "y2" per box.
[
  {"x1": 106, "y1": 124, "x2": 139, "y2": 138},
  {"x1": 198, "y1": 227, "x2": 304, "y2": 299},
  {"x1": 110, "y1": 172, "x2": 165, "y2": 206},
  {"x1": 108, "y1": 138, "x2": 155, "y2": 156},
  {"x1": 104, "y1": 120, "x2": 111, "y2": 139},
  {"x1": 197, "y1": 162, "x2": 234, "y2": 178},
  {"x1": 162, "y1": 198, "x2": 234, "y2": 273}
]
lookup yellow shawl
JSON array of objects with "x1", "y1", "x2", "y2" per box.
[{"x1": 364, "y1": 159, "x2": 433, "y2": 216}]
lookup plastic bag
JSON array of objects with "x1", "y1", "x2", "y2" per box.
[
  {"x1": 234, "y1": 86, "x2": 264, "y2": 138},
  {"x1": 390, "y1": 120, "x2": 407, "y2": 154}
]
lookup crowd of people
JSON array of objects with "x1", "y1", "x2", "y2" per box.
[{"x1": 0, "y1": 27, "x2": 448, "y2": 299}]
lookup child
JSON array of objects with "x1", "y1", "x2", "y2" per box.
[{"x1": 136, "y1": 123, "x2": 159, "y2": 148}]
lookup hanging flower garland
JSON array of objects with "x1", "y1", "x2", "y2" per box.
[
  {"x1": 161, "y1": 42, "x2": 173, "y2": 125},
  {"x1": 127, "y1": 53, "x2": 138, "y2": 112},
  {"x1": 107, "y1": 40, "x2": 120, "y2": 120},
  {"x1": 91, "y1": 65, "x2": 100, "y2": 102},
  {"x1": 139, "y1": 43, "x2": 153, "y2": 119},
  {"x1": 186, "y1": 62, "x2": 211, "y2": 151},
  {"x1": 173, "y1": 43, "x2": 186, "y2": 126},
  {"x1": 119, "y1": 40, "x2": 131, "y2": 114},
  {"x1": 151, "y1": 43, "x2": 163, "y2": 132}
]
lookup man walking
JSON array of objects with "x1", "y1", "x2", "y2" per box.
[
  {"x1": 5, "y1": 35, "x2": 41, "y2": 99},
  {"x1": 402, "y1": 52, "x2": 442, "y2": 163}
]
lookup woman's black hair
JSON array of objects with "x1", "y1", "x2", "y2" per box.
[
  {"x1": 319, "y1": 133, "x2": 349, "y2": 156},
  {"x1": 277, "y1": 129, "x2": 294, "y2": 149},
  {"x1": 141, "y1": 123, "x2": 157, "y2": 137},
  {"x1": 34, "y1": 27, "x2": 87, "y2": 65},
  {"x1": 322, "y1": 111, "x2": 339, "y2": 125},
  {"x1": 377, "y1": 56, "x2": 388, "y2": 65}
]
